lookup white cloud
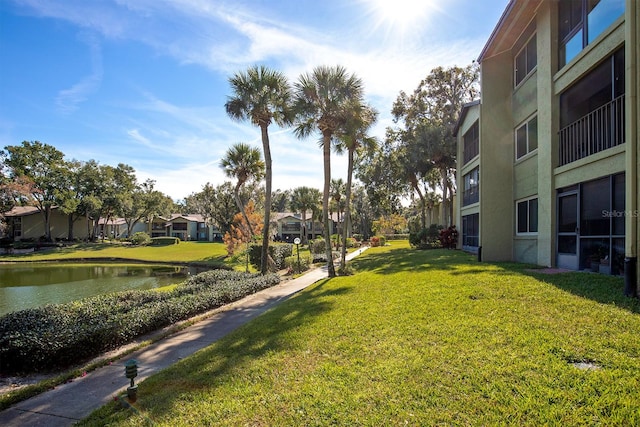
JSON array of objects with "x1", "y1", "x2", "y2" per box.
[{"x1": 55, "y1": 33, "x2": 103, "y2": 114}]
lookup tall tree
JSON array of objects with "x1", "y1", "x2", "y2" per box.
[
  {"x1": 225, "y1": 65, "x2": 292, "y2": 274},
  {"x1": 391, "y1": 63, "x2": 479, "y2": 226},
  {"x1": 336, "y1": 102, "x2": 378, "y2": 266},
  {"x1": 290, "y1": 186, "x2": 321, "y2": 245},
  {"x1": 293, "y1": 65, "x2": 364, "y2": 278},
  {"x1": 2, "y1": 141, "x2": 68, "y2": 241},
  {"x1": 184, "y1": 182, "x2": 237, "y2": 236},
  {"x1": 270, "y1": 189, "x2": 291, "y2": 213},
  {"x1": 121, "y1": 179, "x2": 173, "y2": 237},
  {"x1": 220, "y1": 143, "x2": 265, "y2": 240}
]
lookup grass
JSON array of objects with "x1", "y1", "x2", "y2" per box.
[
  {"x1": 78, "y1": 241, "x2": 640, "y2": 426},
  {"x1": 0, "y1": 241, "x2": 229, "y2": 266}
]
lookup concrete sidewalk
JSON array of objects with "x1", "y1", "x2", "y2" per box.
[{"x1": 0, "y1": 248, "x2": 367, "y2": 426}]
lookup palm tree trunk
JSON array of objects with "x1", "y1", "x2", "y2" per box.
[
  {"x1": 260, "y1": 125, "x2": 272, "y2": 274},
  {"x1": 322, "y1": 131, "x2": 336, "y2": 277},
  {"x1": 341, "y1": 149, "x2": 355, "y2": 267}
]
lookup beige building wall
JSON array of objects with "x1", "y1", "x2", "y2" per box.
[{"x1": 479, "y1": 50, "x2": 514, "y2": 262}]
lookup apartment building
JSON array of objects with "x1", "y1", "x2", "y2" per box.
[{"x1": 456, "y1": 0, "x2": 638, "y2": 292}]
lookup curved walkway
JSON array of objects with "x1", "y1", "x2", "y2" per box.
[{"x1": 0, "y1": 248, "x2": 368, "y2": 426}]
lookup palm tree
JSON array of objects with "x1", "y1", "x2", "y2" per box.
[
  {"x1": 293, "y1": 65, "x2": 364, "y2": 278},
  {"x1": 225, "y1": 65, "x2": 292, "y2": 274},
  {"x1": 290, "y1": 186, "x2": 321, "y2": 244},
  {"x1": 220, "y1": 143, "x2": 265, "y2": 239},
  {"x1": 336, "y1": 102, "x2": 378, "y2": 267}
]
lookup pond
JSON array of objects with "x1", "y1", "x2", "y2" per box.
[{"x1": 0, "y1": 263, "x2": 208, "y2": 316}]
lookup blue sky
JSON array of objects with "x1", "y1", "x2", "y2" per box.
[{"x1": 0, "y1": 0, "x2": 508, "y2": 201}]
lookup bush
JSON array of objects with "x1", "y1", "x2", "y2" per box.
[
  {"x1": 309, "y1": 238, "x2": 326, "y2": 255},
  {"x1": 284, "y1": 253, "x2": 312, "y2": 273},
  {"x1": 345, "y1": 237, "x2": 359, "y2": 248},
  {"x1": 247, "y1": 243, "x2": 293, "y2": 271},
  {"x1": 0, "y1": 270, "x2": 280, "y2": 374},
  {"x1": 129, "y1": 232, "x2": 152, "y2": 246},
  {"x1": 384, "y1": 233, "x2": 410, "y2": 241},
  {"x1": 409, "y1": 225, "x2": 443, "y2": 249},
  {"x1": 439, "y1": 226, "x2": 459, "y2": 249},
  {"x1": 272, "y1": 244, "x2": 293, "y2": 270},
  {"x1": 370, "y1": 236, "x2": 386, "y2": 247},
  {"x1": 151, "y1": 237, "x2": 180, "y2": 246}
]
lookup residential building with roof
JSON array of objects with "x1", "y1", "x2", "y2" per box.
[{"x1": 455, "y1": 0, "x2": 638, "y2": 292}]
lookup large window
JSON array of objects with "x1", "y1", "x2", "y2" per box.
[
  {"x1": 559, "y1": 0, "x2": 625, "y2": 67},
  {"x1": 516, "y1": 197, "x2": 538, "y2": 235},
  {"x1": 463, "y1": 121, "x2": 479, "y2": 165},
  {"x1": 462, "y1": 213, "x2": 479, "y2": 248},
  {"x1": 462, "y1": 167, "x2": 479, "y2": 206},
  {"x1": 558, "y1": 48, "x2": 625, "y2": 165},
  {"x1": 515, "y1": 115, "x2": 538, "y2": 160},
  {"x1": 172, "y1": 222, "x2": 187, "y2": 231},
  {"x1": 515, "y1": 34, "x2": 536, "y2": 86}
]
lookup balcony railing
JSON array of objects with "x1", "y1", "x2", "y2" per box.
[{"x1": 559, "y1": 95, "x2": 625, "y2": 166}]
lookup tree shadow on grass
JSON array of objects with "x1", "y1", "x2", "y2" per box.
[
  {"x1": 520, "y1": 269, "x2": 640, "y2": 314},
  {"x1": 92, "y1": 279, "x2": 352, "y2": 424},
  {"x1": 351, "y1": 248, "x2": 476, "y2": 275}
]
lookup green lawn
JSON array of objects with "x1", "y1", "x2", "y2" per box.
[
  {"x1": 80, "y1": 241, "x2": 640, "y2": 425},
  {"x1": 1, "y1": 242, "x2": 229, "y2": 266}
]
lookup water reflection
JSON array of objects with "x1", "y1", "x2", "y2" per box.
[{"x1": 0, "y1": 264, "x2": 209, "y2": 316}]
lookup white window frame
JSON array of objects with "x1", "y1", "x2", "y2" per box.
[
  {"x1": 514, "y1": 33, "x2": 537, "y2": 87},
  {"x1": 515, "y1": 114, "x2": 538, "y2": 161},
  {"x1": 516, "y1": 196, "x2": 538, "y2": 236}
]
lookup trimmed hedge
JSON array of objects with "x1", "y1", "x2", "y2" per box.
[
  {"x1": 0, "y1": 270, "x2": 280, "y2": 374},
  {"x1": 151, "y1": 237, "x2": 180, "y2": 245}
]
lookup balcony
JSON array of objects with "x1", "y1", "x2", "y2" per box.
[{"x1": 559, "y1": 95, "x2": 625, "y2": 166}]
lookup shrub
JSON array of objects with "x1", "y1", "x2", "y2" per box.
[
  {"x1": 370, "y1": 236, "x2": 386, "y2": 247},
  {"x1": 345, "y1": 237, "x2": 358, "y2": 248},
  {"x1": 272, "y1": 244, "x2": 293, "y2": 270},
  {"x1": 409, "y1": 225, "x2": 443, "y2": 249},
  {"x1": 309, "y1": 238, "x2": 326, "y2": 255},
  {"x1": 284, "y1": 253, "x2": 312, "y2": 273},
  {"x1": 0, "y1": 270, "x2": 280, "y2": 374},
  {"x1": 385, "y1": 233, "x2": 410, "y2": 241},
  {"x1": 151, "y1": 237, "x2": 180, "y2": 246},
  {"x1": 247, "y1": 243, "x2": 292, "y2": 270},
  {"x1": 439, "y1": 225, "x2": 458, "y2": 249},
  {"x1": 129, "y1": 232, "x2": 152, "y2": 246}
]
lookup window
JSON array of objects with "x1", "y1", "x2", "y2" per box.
[
  {"x1": 12, "y1": 217, "x2": 22, "y2": 238},
  {"x1": 463, "y1": 121, "x2": 479, "y2": 164},
  {"x1": 516, "y1": 197, "x2": 538, "y2": 234},
  {"x1": 462, "y1": 167, "x2": 479, "y2": 206},
  {"x1": 515, "y1": 34, "x2": 537, "y2": 86},
  {"x1": 559, "y1": 0, "x2": 625, "y2": 67},
  {"x1": 172, "y1": 222, "x2": 187, "y2": 231},
  {"x1": 462, "y1": 213, "x2": 479, "y2": 248},
  {"x1": 515, "y1": 115, "x2": 538, "y2": 160}
]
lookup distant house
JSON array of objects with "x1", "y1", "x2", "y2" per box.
[
  {"x1": 273, "y1": 212, "x2": 338, "y2": 243},
  {"x1": 97, "y1": 217, "x2": 146, "y2": 239},
  {"x1": 151, "y1": 214, "x2": 222, "y2": 242},
  {"x1": 2, "y1": 207, "x2": 222, "y2": 242}
]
